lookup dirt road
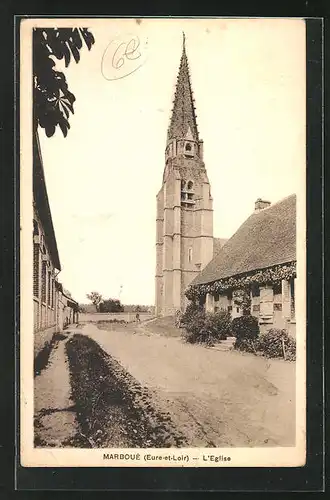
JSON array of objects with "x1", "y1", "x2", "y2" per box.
[{"x1": 81, "y1": 322, "x2": 296, "y2": 448}]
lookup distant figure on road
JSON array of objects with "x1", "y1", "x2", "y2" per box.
[{"x1": 135, "y1": 312, "x2": 140, "y2": 323}]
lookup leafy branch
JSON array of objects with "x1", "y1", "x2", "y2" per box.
[{"x1": 33, "y1": 28, "x2": 95, "y2": 138}]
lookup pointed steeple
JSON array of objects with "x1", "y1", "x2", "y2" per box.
[{"x1": 167, "y1": 33, "x2": 199, "y2": 142}]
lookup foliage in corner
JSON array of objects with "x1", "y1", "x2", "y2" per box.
[{"x1": 33, "y1": 28, "x2": 95, "y2": 138}]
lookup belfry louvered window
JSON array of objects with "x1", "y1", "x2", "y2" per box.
[{"x1": 181, "y1": 180, "x2": 194, "y2": 208}]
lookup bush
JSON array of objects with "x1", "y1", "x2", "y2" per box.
[
  {"x1": 256, "y1": 329, "x2": 296, "y2": 361},
  {"x1": 182, "y1": 306, "x2": 232, "y2": 346},
  {"x1": 232, "y1": 315, "x2": 260, "y2": 350},
  {"x1": 207, "y1": 310, "x2": 232, "y2": 341},
  {"x1": 182, "y1": 309, "x2": 209, "y2": 345},
  {"x1": 233, "y1": 338, "x2": 258, "y2": 354},
  {"x1": 180, "y1": 302, "x2": 204, "y2": 327}
]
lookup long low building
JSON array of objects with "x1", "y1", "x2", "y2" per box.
[
  {"x1": 186, "y1": 194, "x2": 297, "y2": 337},
  {"x1": 33, "y1": 133, "x2": 78, "y2": 357}
]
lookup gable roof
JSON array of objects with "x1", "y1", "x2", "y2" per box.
[
  {"x1": 33, "y1": 133, "x2": 61, "y2": 271},
  {"x1": 192, "y1": 194, "x2": 296, "y2": 286}
]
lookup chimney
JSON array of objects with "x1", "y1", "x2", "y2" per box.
[{"x1": 254, "y1": 198, "x2": 271, "y2": 213}]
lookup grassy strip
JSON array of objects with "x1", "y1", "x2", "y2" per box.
[
  {"x1": 34, "y1": 332, "x2": 66, "y2": 377},
  {"x1": 65, "y1": 334, "x2": 186, "y2": 448}
]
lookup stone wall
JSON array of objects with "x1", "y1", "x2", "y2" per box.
[{"x1": 79, "y1": 312, "x2": 154, "y2": 323}]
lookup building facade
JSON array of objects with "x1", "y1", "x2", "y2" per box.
[
  {"x1": 186, "y1": 195, "x2": 297, "y2": 337},
  {"x1": 33, "y1": 133, "x2": 78, "y2": 357},
  {"x1": 155, "y1": 35, "x2": 214, "y2": 316}
]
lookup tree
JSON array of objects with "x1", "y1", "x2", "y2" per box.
[
  {"x1": 33, "y1": 28, "x2": 95, "y2": 138},
  {"x1": 99, "y1": 299, "x2": 124, "y2": 313},
  {"x1": 86, "y1": 292, "x2": 103, "y2": 312}
]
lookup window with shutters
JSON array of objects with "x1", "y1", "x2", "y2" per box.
[
  {"x1": 41, "y1": 262, "x2": 47, "y2": 303},
  {"x1": 47, "y1": 272, "x2": 51, "y2": 306},
  {"x1": 52, "y1": 280, "x2": 55, "y2": 308},
  {"x1": 33, "y1": 243, "x2": 39, "y2": 297},
  {"x1": 273, "y1": 281, "x2": 282, "y2": 295},
  {"x1": 251, "y1": 284, "x2": 260, "y2": 297},
  {"x1": 290, "y1": 279, "x2": 295, "y2": 319},
  {"x1": 259, "y1": 286, "x2": 274, "y2": 317}
]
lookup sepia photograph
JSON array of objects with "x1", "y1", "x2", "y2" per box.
[{"x1": 20, "y1": 17, "x2": 306, "y2": 468}]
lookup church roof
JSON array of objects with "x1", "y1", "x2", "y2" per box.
[
  {"x1": 191, "y1": 194, "x2": 296, "y2": 286},
  {"x1": 167, "y1": 33, "x2": 199, "y2": 142}
]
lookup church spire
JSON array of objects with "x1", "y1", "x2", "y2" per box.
[{"x1": 167, "y1": 33, "x2": 199, "y2": 142}]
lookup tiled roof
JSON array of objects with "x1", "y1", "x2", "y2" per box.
[
  {"x1": 213, "y1": 238, "x2": 228, "y2": 255},
  {"x1": 192, "y1": 194, "x2": 296, "y2": 286}
]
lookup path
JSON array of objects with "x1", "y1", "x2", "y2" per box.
[
  {"x1": 34, "y1": 334, "x2": 80, "y2": 447},
  {"x1": 82, "y1": 323, "x2": 296, "y2": 447}
]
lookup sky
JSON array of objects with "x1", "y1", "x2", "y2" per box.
[{"x1": 37, "y1": 18, "x2": 306, "y2": 305}]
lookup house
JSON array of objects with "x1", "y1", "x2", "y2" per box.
[
  {"x1": 33, "y1": 133, "x2": 78, "y2": 357},
  {"x1": 56, "y1": 282, "x2": 79, "y2": 329},
  {"x1": 185, "y1": 195, "x2": 297, "y2": 337}
]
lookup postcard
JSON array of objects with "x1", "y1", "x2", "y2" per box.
[{"x1": 20, "y1": 17, "x2": 306, "y2": 468}]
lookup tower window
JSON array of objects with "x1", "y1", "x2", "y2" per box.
[
  {"x1": 181, "y1": 179, "x2": 194, "y2": 208},
  {"x1": 188, "y1": 248, "x2": 193, "y2": 263},
  {"x1": 184, "y1": 142, "x2": 194, "y2": 156}
]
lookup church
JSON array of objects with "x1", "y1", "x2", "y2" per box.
[
  {"x1": 155, "y1": 34, "x2": 221, "y2": 317},
  {"x1": 155, "y1": 35, "x2": 297, "y2": 337}
]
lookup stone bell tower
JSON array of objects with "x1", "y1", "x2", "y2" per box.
[{"x1": 155, "y1": 33, "x2": 214, "y2": 317}]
